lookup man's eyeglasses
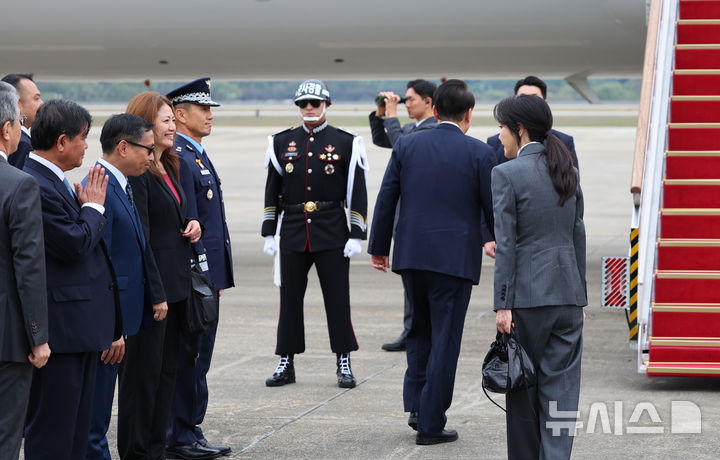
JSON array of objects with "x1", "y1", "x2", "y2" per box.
[
  {"x1": 122, "y1": 139, "x2": 155, "y2": 155},
  {"x1": 295, "y1": 99, "x2": 323, "y2": 109}
]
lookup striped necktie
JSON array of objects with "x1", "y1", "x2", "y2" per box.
[{"x1": 126, "y1": 182, "x2": 135, "y2": 207}]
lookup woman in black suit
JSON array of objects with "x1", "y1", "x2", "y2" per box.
[{"x1": 118, "y1": 92, "x2": 202, "y2": 459}]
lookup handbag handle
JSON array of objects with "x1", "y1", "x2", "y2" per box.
[{"x1": 482, "y1": 324, "x2": 536, "y2": 415}]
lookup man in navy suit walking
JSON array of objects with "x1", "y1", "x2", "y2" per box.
[
  {"x1": 368, "y1": 79, "x2": 495, "y2": 445},
  {"x1": 23, "y1": 100, "x2": 122, "y2": 460},
  {"x1": 85, "y1": 114, "x2": 157, "y2": 460}
]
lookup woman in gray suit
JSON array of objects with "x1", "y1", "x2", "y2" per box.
[{"x1": 491, "y1": 95, "x2": 586, "y2": 460}]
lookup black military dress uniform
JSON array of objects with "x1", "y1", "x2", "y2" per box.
[{"x1": 262, "y1": 120, "x2": 367, "y2": 356}]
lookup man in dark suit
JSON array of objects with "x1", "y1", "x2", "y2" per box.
[
  {"x1": 486, "y1": 76, "x2": 578, "y2": 168},
  {"x1": 1, "y1": 74, "x2": 43, "y2": 170},
  {"x1": 0, "y1": 81, "x2": 50, "y2": 460},
  {"x1": 368, "y1": 79, "x2": 438, "y2": 352},
  {"x1": 368, "y1": 79, "x2": 495, "y2": 445},
  {"x1": 166, "y1": 78, "x2": 234, "y2": 458},
  {"x1": 85, "y1": 114, "x2": 156, "y2": 460},
  {"x1": 483, "y1": 75, "x2": 579, "y2": 258},
  {"x1": 22, "y1": 100, "x2": 123, "y2": 460}
]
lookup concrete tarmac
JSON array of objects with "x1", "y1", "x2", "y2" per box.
[{"x1": 57, "y1": 121, "x2": 720, "y2": 459}]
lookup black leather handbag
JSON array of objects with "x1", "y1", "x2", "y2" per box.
[
  {"x1": 481, "y1": 328, "x2": 537, "y2": 411},
  {"x1": 185, "y1": 251, "x2": 218, "y2": 337}
]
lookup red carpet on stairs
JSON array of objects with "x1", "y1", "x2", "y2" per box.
[
  {"x1": 657, "y1": 242, "x2": 720, "y2": 270},
  {"x1": 671, "y1": 98, "x2": 720, "y2": 122},
  {"x1": 668, "y1": 126, "x2": 720, "y2": 149},
  {"x1": 674, "y1": 71, "x2": 720, "y2": 95},
  {"x1": 680, "y1": 1, "x2": 720, "y2": 20},
  {"x1": 660, "y1": 211, "x2": 720, "y2": 238},
  {"x1": 666, "y1": 154, "x2": 720, "y2": 178},
  {"x1": 648, "y1": 0, "x2": 720, "y2": 377},
  {"x1": 675, "y1": 47, "x2": 720, "y2": 68}
]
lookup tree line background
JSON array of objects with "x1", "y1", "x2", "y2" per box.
[{"x1": 36, "y1": 79, "x2": 641, "y2": 104}]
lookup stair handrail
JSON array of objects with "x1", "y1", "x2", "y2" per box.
[
  {"x1": 636, "y1": 0, "x2": 679, "y2": 374},
  {"x1": 631, "y1": 0, "x2": 663, "y2": 204}
]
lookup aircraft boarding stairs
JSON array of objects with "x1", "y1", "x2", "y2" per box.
[{"x1": 639, "y1": 0, "x2": 720, "y2": 377}]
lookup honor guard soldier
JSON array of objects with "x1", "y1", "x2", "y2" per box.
[
  {"x1": 165, "y1": 78, "x2": 234, "y2": 459},
  {"x1": 262, "y1": 79, "x2": 368, "y2": 388}
]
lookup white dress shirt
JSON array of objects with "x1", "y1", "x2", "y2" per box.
[{"x1": 29, "y1": 152, "x2": 105, "y2": 214}]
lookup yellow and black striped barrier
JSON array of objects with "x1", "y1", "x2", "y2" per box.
[{"x1": 628, "y1": 227, "x2": 639, "y2": 341}]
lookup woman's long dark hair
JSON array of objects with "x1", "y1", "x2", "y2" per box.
[{"x1": 493, "y1": 95, "x2": 578, "y2": 206}]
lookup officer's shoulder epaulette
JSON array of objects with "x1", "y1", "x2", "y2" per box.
[
  {"x1": 333, "y1": 126, "x2": 357, "y2": 138},
  {"x1": 175, "y1": 142, "x2": 196, "y2": 154},
  {"x1": 273, "y1": 127, "x2": 295, "y2": 137}
]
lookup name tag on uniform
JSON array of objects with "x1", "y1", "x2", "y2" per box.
[{"x1": 200, "y1": 169, "x2": 211, "y2": 175}]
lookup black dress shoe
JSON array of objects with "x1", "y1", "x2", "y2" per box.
[
  {"x1": 381, "y1": 338, "x2": 406, "y2": 352},
  {"x1": 165, "y1": 441, "x2": 222, "y2": 459},
  {"x1": 266, "y1": 355, "x2": 295, "y2": 387},
  {"x1": 416, "y1": 429, "x2": 459, "y2": 445},
  {"x1": 336, "y1": 353, "x2": 357, "y2": 388},
  {"x1": 197, "y1": 438, "x2": 231, "y2": 456},
  {"x1": 408, "y1": 412, "x2": 418, "y2": 431}
]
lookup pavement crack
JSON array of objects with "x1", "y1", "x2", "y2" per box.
[{"x1": 239, "y1": 359, "x2": 405, "y2": 455}]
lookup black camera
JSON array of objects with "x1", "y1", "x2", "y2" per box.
[{"x1": 375, "y1": 94, "x2": 407, "y2": 107}]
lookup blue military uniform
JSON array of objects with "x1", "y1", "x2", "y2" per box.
[
  {"x1": 175, "y1": 135, "x2": 234, "y2": 290},
  {"x1": 165, "y1": 78, "x2": 234, "y2": 455}
]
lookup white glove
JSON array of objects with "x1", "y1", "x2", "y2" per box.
[
  {"x1": 263, "y1": 235, "x2": 277, "y2": 256},
  {"x1": 343, "y1": 238, "x2": 362, "y2": 258}
]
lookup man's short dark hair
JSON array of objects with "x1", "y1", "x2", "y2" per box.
[
  {"x1": 433, "y1": 79, "x2": 475, "y2": 122},
  {"x1": 1, "y1": 73, "x2": 34, "y2": 91},
  {"x1": 31, "y1": 100, "x2": 92, "y2": 151},
  {"x1": 407, "y1": 79, "x2": 437, "y2": 100},
  {"x1": 514, "y1": 75, "x2": 547, "y2": 99},
  {"x1": 100, "y1": 113, "x2": 154, "y2": 154}
]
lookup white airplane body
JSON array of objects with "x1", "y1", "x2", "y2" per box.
[{"x1": 2, "y1": 0, "x2": 647, "y2": 99}]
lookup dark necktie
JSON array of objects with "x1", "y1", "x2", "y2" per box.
[{"x1": 126, "y1": 182, "x2": 135, "y2": 207}]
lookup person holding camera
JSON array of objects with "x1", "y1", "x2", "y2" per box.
[
  {"x1": 368, "y1": 79, "x2": 438, "y2": 353},
  {"x1": 369, "y1": 79, "x2": 437, "y2": 149}
]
